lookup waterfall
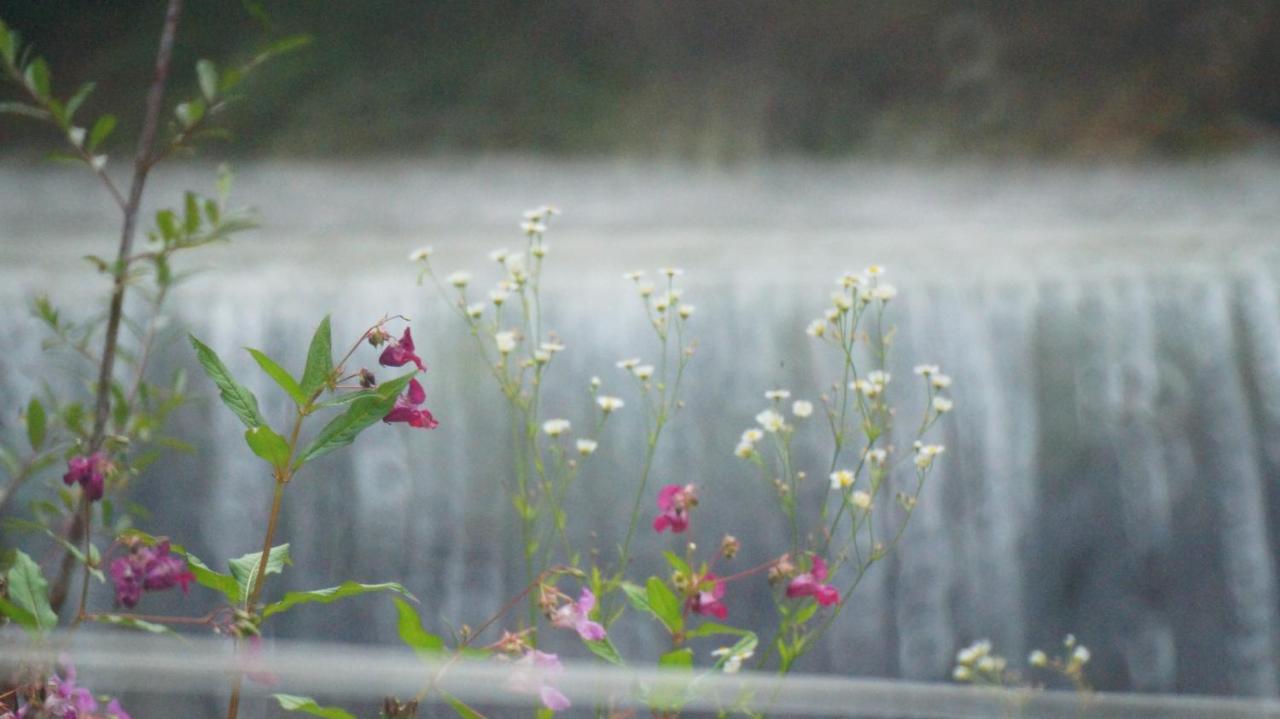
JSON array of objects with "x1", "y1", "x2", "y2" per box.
[{"x1": 3, "y1": 158, "x2": 1280, "y2": 699}]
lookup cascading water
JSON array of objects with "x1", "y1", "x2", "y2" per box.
[{"x1": 2, "y1": 158, "x2": 1280, "y2": 700}]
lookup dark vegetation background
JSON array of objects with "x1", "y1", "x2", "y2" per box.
[{"x1": 3, "y1": 0, "x2": 1280, "y2": 160}]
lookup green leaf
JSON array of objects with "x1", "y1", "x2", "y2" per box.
[
  {"x1": 0, "y1": 596, "x2": 38, "y2": 631},
  {"x1": 659, "y1": 648, "x2": 693, "y2": 669},
  {"x1": 620, "y1": 581, "x2": 652, "y2": 615},
  {"x1": 228, "y1": 544, "x2": 292, "y2": 603},
  {"x1": 295, "y1": 372, "x2": 413, "y2": 466},
  {"x1": 711, "y1": 632, "x2": 759, "y2": 672},
  {"x1": 196, "y1": 59, "x2": 218, "y2": 101},
  {"x1": 585, "y1": 637, "x2": 625, "y2": 666},
  {"x1": 262, "y1": 581, "x2": 414, "y2": 619},
  {"x1": 247, "y1": 348, "x2": 307, "y2": 406},
  {"x1": 6, "y1": 550, "x2": 56, "y2": 632},
  {"x1": 444, "y1": 695, "x2": 485, "y2": 719},
  {"x1": 89, "y1": 614, "x2": 176, "y2": 635},
  {"x1": 298, "y1": 316, "x2": 333, "y2": 399},
  {"x1": 189, "y1": 334, "x2": 266, "y2": 429},
  {"x1": 272, "y1": 694, "x2": 356, "y2": 719},
  {"x1": 65, "y1": 81, "x2": 95, "y2": 119},
  {"x1": 661, "y1": 550, "x2": 691, "y2": 577},
  {"x1": 646, "y1": 577, "x2": 683, "y2": 633},
  {"x1": 117, "y1": 529, "x2": 241, "y2": 601},
  {"x1": 26, "y1": 397, "x2": 46, "y2": 450},
  {"x1": 0, "y1": 101, "x2": 50, "y2": 120},
  {"x1": 0, "y1": 20, "x2": 12, "y2": 62},
  {"x1": 184, "y1": 191, "x2": 201, "y2": 234},
  {"x1": 684, "y1": 622, "x2": 752, "y2": 639},
  {"x1": 25, "y1": 58, "x2": 50, "y2": 98},
  {"x1": 87, "y1": 114, "x2": 116, "y2": 152},
  {"x1": 2, "y1": 518, "x2": 103, "y2": 582},
  {"x1": 314, "y1": 389, "x2": 380, "y2": 409},
  {"x1": 244, "y1": 426, "x2": 290, "y2": 469},
  {"x1": 394, "y1": 596, "x2": 444, "y2": 657},
  {"x1": 175, "y1": 99, "x2": 204, "y2": 128}
]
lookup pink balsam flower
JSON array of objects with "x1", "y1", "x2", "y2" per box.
[
  {"x1": 551, "y1": 588, "x2": 606, "y2": 641},
  {"x1": 786, "y1": 554, "x2": 840, "y2": 606},
  {"x1": 652, "y1": 483, "x2": 697, "y2": 534},
  {"x1": 62, "y1": 452, "x2": 110, "y2": 502},
  {"x1": 512, "y1": 650, "x2": 570, "y2": 712},
  {"x1": 383, "y1": 378, "x2": 439, "y2": 429},
  {"x1": 109, "y1": 540, "x2": 195, "y2": 608},
  {"x1": 686, "y1": 573, "x2": 728, "y2": 619},
  {"x1": 378, "y1": 327, "x2": 426, "y2": 371}
]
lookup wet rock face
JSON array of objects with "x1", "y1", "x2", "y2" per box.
[{"x1": 2, "y1": 160, "x2": 1279, "y2": 697}]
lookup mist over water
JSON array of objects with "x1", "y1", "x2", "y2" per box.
[{"x1": 3, "y1": 158, "x2": 1280, "y2": 698}]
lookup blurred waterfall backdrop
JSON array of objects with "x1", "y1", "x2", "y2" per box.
[{"x1": 5, "y1": 0, "x2": 1280, "y2": 710}]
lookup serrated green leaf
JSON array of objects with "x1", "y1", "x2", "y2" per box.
[
  {"x1": 272, "y1": 694, "x2": 355, "y2": 719},
  {"x1": 262, "y1": 581, "x2": 414, "y2": 619},
  {"x1": 244, "y1": 426, "x2": 290, "y2": 469},
  {"x1": 247, "y1": 348, "x2": 307, "y2": 406},
  {"x1": 314, "y1": 389, "x2": 379, "y2": 409},
  {"x1": 26, "y1": 397, "x2": 46, "y2": 450},
  {"x1": 196, "y1": 59, "x2": 218, "y2": 101},
  {"x1": 7, "y1": 550, "x2": 56, "y2": 632},
  {"x1": 659, "y1": 647, "x2": 693, "y2": 669},
  {"x1": 299, "y1": 316, "x2": 333, "y2": 399},
  {"x1": 585, "y1": 637, "x2": 625, "y2": 666},
  {"x1": 646, "y1": 577, "x2": 683, "y2": 633},
  {"x1": 295, "y1": 372, "x2": 413, "y2": 466},
  {"x1": 229, "y1": 544, "x2": 291, "y2": 603},
  {"x1": 684, "y1": 621, "x2": 752, "y2": 639},
  {"x1": 621, "y1": 581, "x2": 652, "y2": 614},
  {"x1": 189, "y1": 334, "x2": 266, "y2": 429},
  {"x1": 87, "y1": 114, "x2": 116, "y2": 153},
  {"x1": 90, "y1": 614, "x2": 176, "y2": 635},
  {"x1": 394, "y1": 596, "x2": 444, "y2": 657}
]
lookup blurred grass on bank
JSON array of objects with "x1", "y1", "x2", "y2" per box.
[{"x1": 1, "y1": 1, "x2": 1279, "y2": 161}]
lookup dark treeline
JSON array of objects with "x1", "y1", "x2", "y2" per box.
[{"x1": 2, "y1": 0, "x2": 1279, "y2": 159}]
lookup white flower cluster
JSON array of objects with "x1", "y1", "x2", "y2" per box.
[
  {"x1": 913, "y1": 442, "x2": 946, "y2": 469},
  {"x1": 851, "y1": 370, "x2": 891, "y2": 399},
  {"x1": 952, "y1": 639, "x2": 1006, "y2": 682},
  {"x1": 734, "y1": 428, "x2": 765, "y2": 458},
  {"x1": 806, "y1": 265, "x2": 899, "y2": 339},
  {"x1": 914, "y1": 364, "x2": 954, "y2": 414},
  {"x1": 755, "y1": 408, "x2": 787, "y2": 433}
]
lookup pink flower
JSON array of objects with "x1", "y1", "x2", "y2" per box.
[
  {"x1": 551, "y1": 588, "x2": 606, "y2": 641},
  {"x1": 62, "y1": 452, "x2": 110, "y2": 502},
  {"x1": 652, "y1": 483, "x2": 697, "y2": 534},
  {"x1": 511, "y1": 650, "x2": 570, "y2": 712},
  {"x1": 42, "y1": 659, "x2": 101, "y2": 719},
  {"x1": 104, "y1": 699, "x2": 131, "y2": 719},
  {"x1": 686, "y1": 573, "x2": 728, "y2": 619},
  {"x1": 383, "y1": 378, "x2": 439, "y2": 429},
  {"x1": 109, "y1": 540, "x2": 195, "y2": 608},
  {"x1": 786, "y1": 554, "x2": 840, "y2": 606},
  {"x1": 378, "y1": 328, "x2": 426, "y2": 371}
]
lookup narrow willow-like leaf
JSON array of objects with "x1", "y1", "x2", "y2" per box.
[
  {"x1": 65, "y1": 81, "x2": 95, "y2": 119},
  {"x1": 298, "y1": 316, "x2": 333, "y2": 400},
  {"x1": 684, "y1": 621, "x2": 752, "y2": 639},
  {"x1": 189, "y1": 334, "x2": 266, "y2": 429},
  {"x1": 229, "y1": 544, "x2": 292, "y2": 603},
  {"x1": 295, "y1": 372, "x2": 413, "y2": 466},
  {"x1": 262, "y1": 581, "x2": 414, "y2": 619},
  {"x1": 394, "y1": 596, "x2": 444, "y2": 657},
  {"x1": 90, "y1": 614, "x2": 176, "y2": 635},
  {"x1": 272, "y1": 694, "x2": 356, "y2": 719},
  {"x1": 244, "y1": 426, "x2": 291, "y2": 469},
  {"x1": 7, "y1": 550, "x2": 56, "y2": 632},
  {"x1": 247, "y1": 348, "x2": 307, "y2": 406},
  {"x1": 196, "y1": 59, "x2": 218, "y2": 101},
  {"x1": 87, "y1": 114, "x2": 116, "y2": 153},
  {"x1": 585, "y1": 637, "x2": 625, "y2": 666},
  {"x1": 445, "y1": 695, "x2": 486, "y2": 719},
  {"x1": 26, "y1": 397, "x2": 45, "y2": 450}
]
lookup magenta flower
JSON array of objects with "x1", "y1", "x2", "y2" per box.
[
  {"x1": 109, "y1": 540, "x2": 195, "y2": 608},
  {"x1": 378, "y1": 327, "x2": 426, "y2": 371},
  {"x1": 786, "y1": 554, "x2": 840, "y2": 607},
  {"x1": 652, "y1": 483, "x2": 697, "y2": 534},
  {"x1": 511, "y1": 650, "x2": 570, "y2": 712},
  {"x1": 383, "y1": 378, "x2": 439, "y2": 429},
  {"x1": 551, "y1": 587, "x2": 606, "y2": 641},
  {"x1": 686, "y1": 573, "x2": 728, "y2": 619},
  {"x1": 41, "y1": 660, "x2": 102, "y2": 719},
  {"x1": 62, "y1": 452, "x2": 110, "y2": 502}
]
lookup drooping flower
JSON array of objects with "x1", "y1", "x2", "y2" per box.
[
  {"x1": 551, "y1": 588, "x2": 606, "y2": 641},
  {"x1": 511, "y1": 650, "x2": 571, "y2": 712},
  {"x1": 686, "y1": 573, "x2": 728, "y2": 619},
  {"x1": 383, "y1": 378, "x2": 439, "y2": 429},
  {"x1": 62, "y1": 452, "x2": 110, "y2": 502},
  {"x1": 378, "y1": 328, "x2": 426, "y2": 371},
  {"x1": 786, "y1": 554, "x2": 839, "y2": 606},
  {"x1": 652, "y1": 484, "x2": 697, "y2": 534},
  {"x1": 109, "y1": 540, "x2": 195, "y2": 608}
]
